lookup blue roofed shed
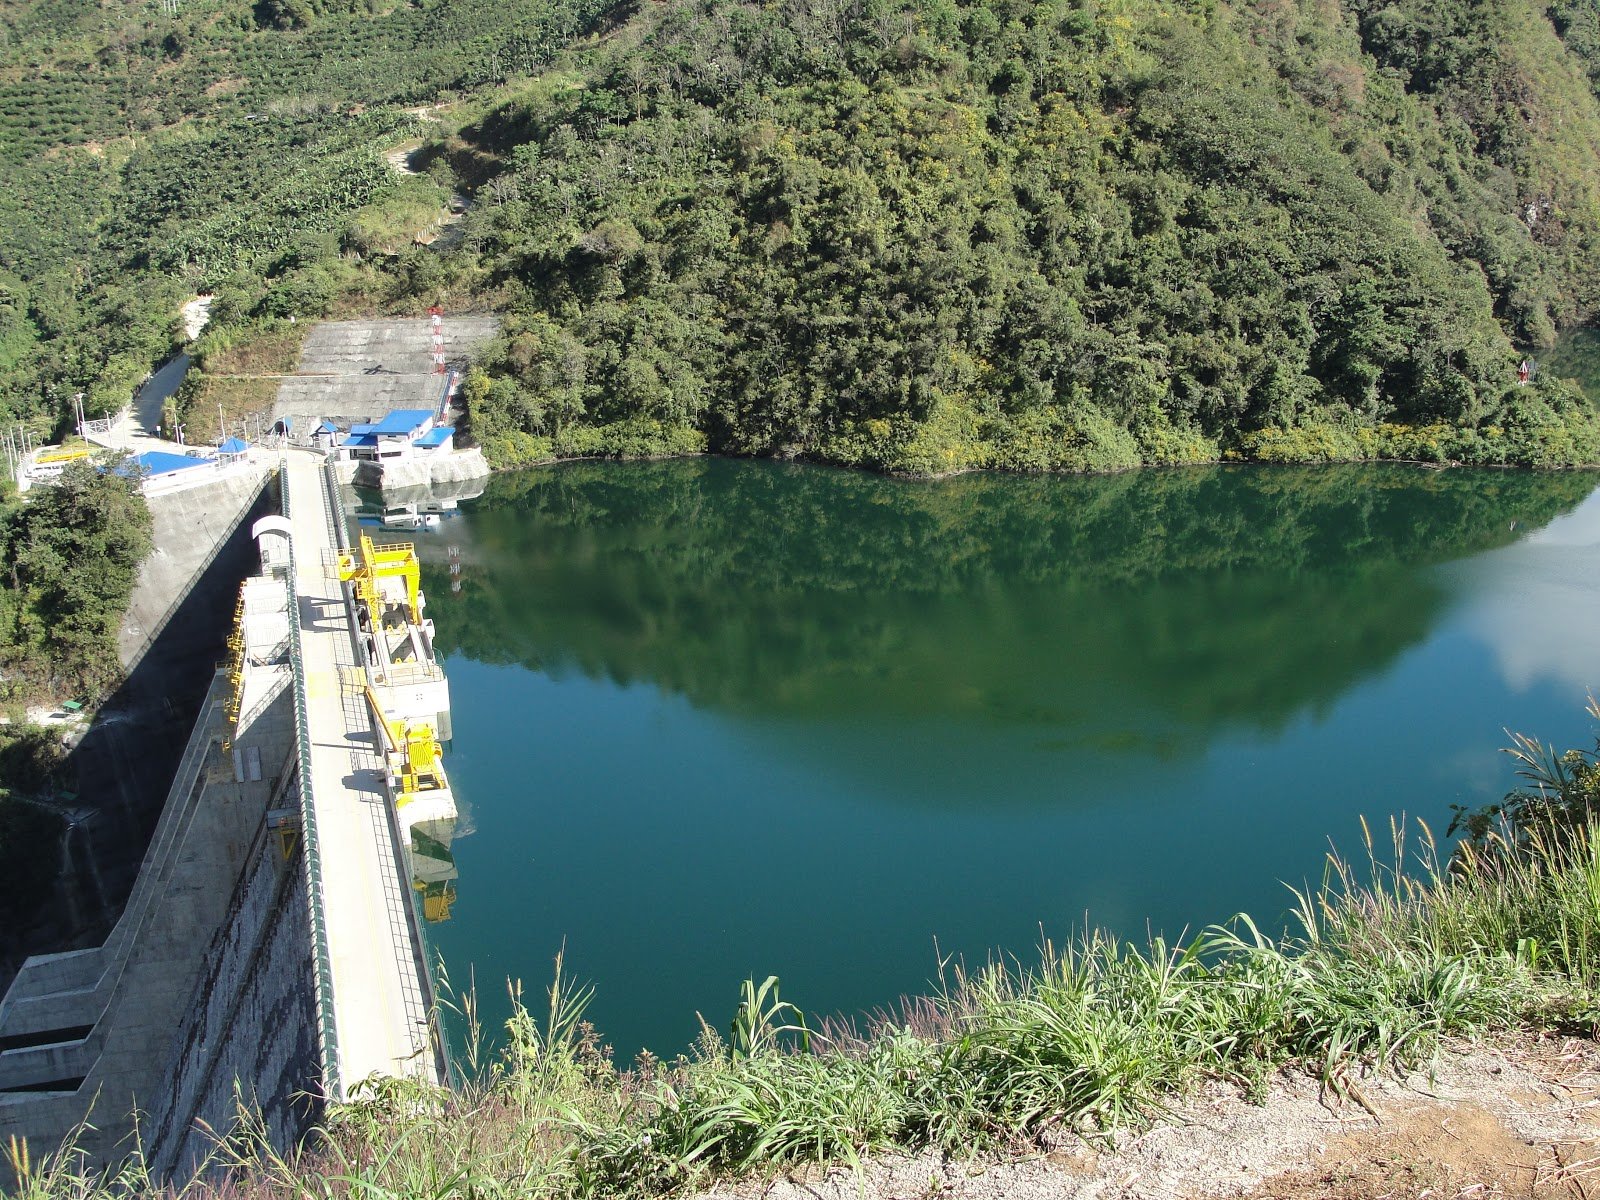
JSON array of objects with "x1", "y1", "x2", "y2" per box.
[
  {"x1": 126, "y1": 451, "x2": 214, "y2": 476},
  {"x1": 112, "y1": 451, "x2": 216, "y2": 486},
  {"x1": 414, "y1": 427, "x2": 453, "y2": 450},
  {"x1": 342, "y1": 408, "x2": 445, "y2": 463},
  {"x1": 371, "y1": 409, "x2": 434, "y2": 436}
]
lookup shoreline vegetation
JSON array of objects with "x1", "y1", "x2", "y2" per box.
[
  {"x1": 459, "y1": 397, "x2": 1600, "y2": 478},
  {"x1": 15, "y1": 716, "x2": 1600, "y2": 1198}
]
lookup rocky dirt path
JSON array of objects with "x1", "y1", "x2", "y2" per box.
[{"x1": 698, "y1": 1034, "x2": 1600, "y2": 1199}]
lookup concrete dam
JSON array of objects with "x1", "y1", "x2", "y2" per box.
[{"x1": 0, "y1": 452, "x2": 463, "y2": 1181}]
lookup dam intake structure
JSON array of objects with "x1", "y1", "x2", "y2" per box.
[{"x1": 0, "y1": 453, "x2": 463, "y2": 1183}]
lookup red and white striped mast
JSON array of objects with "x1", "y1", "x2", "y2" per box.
[{"x1": 429, "y1": 305, "x2": 450, "y2": 418}]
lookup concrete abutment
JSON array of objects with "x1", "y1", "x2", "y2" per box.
[{"x1": 2, "y1": 451, "x2": 453, "y2": 1186}]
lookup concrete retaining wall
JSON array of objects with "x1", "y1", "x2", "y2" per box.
[
  {"x1": 0, "y1": 663, "x2": 296, "y2": 1168},
  {"x1": 144, "y1": 780, "x2": 320, "y2": 1184},
  {"x1": 272, "y1": 317, "x2": 498, "y2": 432},
  {"x1": 351, "y1": 447, "x2": 491, "y2": 492},
  {"x1": 119, "y1": 468, "x2": 276, "y2": 669}
]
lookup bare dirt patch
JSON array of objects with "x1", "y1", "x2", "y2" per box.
[
  {"x1": 182, "y1": 294, "x2": 213, "y2": 341},
  {"x1": 694, "y1": 1035, "x2": 1600, "y2": 1200},
  {"x1": 1240, "y1": 1103, "x2": 1547, "y2": 1198}
]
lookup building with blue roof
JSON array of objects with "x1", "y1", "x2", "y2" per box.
[
  {"x1": 338, "y1": 407, "x2": 453, "y2": 464},
  {"x1": 122, "y1": 451, "x2": 216, "y2": 477},
  {"x1": 108, "y1": 450, "x2": 219, "y2": 492},
  {"x1": 414, "y1": 427, "x2": 453, "y2": 450},
  {"x1": 370, "y1": 409, "x2": 434, "y2": 436},
  {"x1": 310, "y1": 419, "x2": 341, "y2": 452}
]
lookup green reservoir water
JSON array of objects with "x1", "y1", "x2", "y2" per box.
[{"x1": 416, "y1": 460, "x2": 1600, "y2": 1059}]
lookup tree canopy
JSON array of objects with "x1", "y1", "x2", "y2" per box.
[
  {"x1": 0, "y1": 463, "x2": 153, "y2": 699},
  {"x1": 8, "y1": 0, "x2": 1600, "y2": 468},
  {"x1": 452, "y1": 0, "x2": 1600, "y2": 470}
]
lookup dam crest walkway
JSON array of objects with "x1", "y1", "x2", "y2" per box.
[{"x1": 282, "y1": 451, "x2": 440, "y2": 1095}]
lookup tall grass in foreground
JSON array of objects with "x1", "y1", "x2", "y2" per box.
[{"x1": 13, "y1": 813, "x2": 1600, "y2": 1199}]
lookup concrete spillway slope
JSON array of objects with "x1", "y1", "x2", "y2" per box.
[
  {"x1": 119, "y1": 467, "x2": 275, "y2": 668},
  {"x1": 272, "y1": 316, "x2": 498, "y2": 429}
]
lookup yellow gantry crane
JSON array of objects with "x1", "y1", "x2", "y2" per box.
[
  {"x1": 336, "y1": 534, "x2": 424, "y2": 635},
  {"x1": 416, "y1": 879, "x2": 457, "y2": 923},
  {"x1": 363, "y1": 684, "x2": 448, "y2": 809}
]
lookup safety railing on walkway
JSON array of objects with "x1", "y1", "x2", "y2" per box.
[
  {"x1": 319, "y1": 457, "x2": 450, "y2": 1086},
  {"x1": 281, "y1": 453, "x2": 343, "y2": 1102}
]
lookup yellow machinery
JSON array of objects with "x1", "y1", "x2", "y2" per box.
[
  {"x1": 222, "y1": 590, "x2": 247, "y2": 751},
  {"x1": 269, "y1": 809, "x2": 302, "y2": 860},
  {"x1": 363, "y1": 685, "x2": 448, "y2": 808},
  {"x1": 416, "y1": 879, "x2": 457, "y2": 922},
  {"x1": 409, "y1": 822, "x2": 458, "y2": 922},
  {"x1": 336, "y1": 534, "x2": 424, "y2": 633}
]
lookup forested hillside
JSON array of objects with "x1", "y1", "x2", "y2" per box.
[
  {"x1": 452, "y1": 0, "x2": 1600, "y2": 471},
  {"x1": 0, "y1": 0, "x2": 609, "y2": 432},
  {"x1": 9, "y1": 0, "x2": 1600, "y2": 470}
]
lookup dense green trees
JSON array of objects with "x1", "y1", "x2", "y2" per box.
[
  {"x1": 8, "y1": 0, "x2": 1600, "y2": 469},
  {"x1": 0, "y1": 0, "x2": 613, "y2": 440},
  {"x1": 0, "y1": 464, "x2": 153, "y2": 700},
  {"x1": 454, "y1": 0, "x2": 1600, "y2": 471}
]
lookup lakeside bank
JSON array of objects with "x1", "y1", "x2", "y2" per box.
[{"x1": 16, "y1": 791, "x2": 1600, "y2": 1198}]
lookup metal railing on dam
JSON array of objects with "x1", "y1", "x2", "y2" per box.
[
  {"x1": 279, "y1": 450, "x2": 443, "y2": 1096},
  {"x1": 279, "y1": 457, "x2": 344, "y2": 1102},
  {"x1": 318, "y1": 456, "x2": 445, "y2": 1072}
]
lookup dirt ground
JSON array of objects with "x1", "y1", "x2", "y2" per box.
[{"x1": 696, "y1": 1033, "x2": 1600, "y2": 1200}]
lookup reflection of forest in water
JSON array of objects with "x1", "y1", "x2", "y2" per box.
[{"x1": 425, "y1": 460, "x2": 1599, "y2": 741}]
